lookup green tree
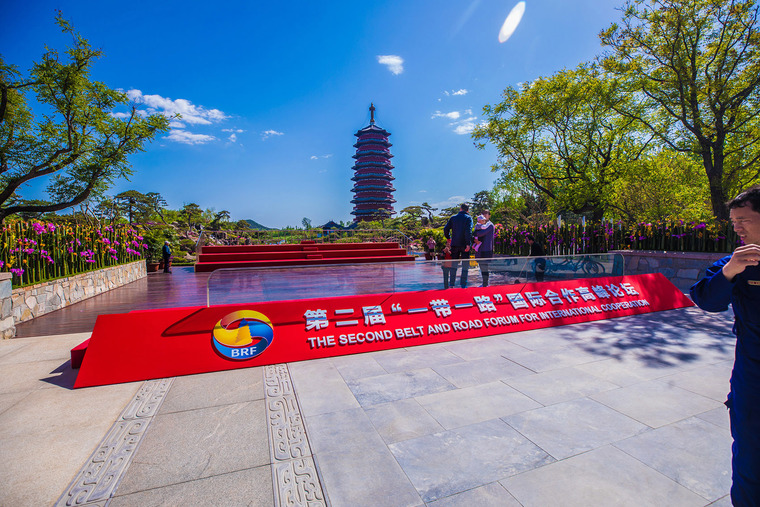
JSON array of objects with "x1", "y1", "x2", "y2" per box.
[
  {"x1": 609, "y1": 150, "x2": 712, "y2": 222},
  {"x1": 210, "y1": 210, "x2": 231, "y2": 230},
  {"x1": 179, "y1": 202, "x2": 203, "y2": 232},
  {"x1": 600, "y1": 0, "x2": 760, "y2": 220},
  {"x1": 420, "y1": 202, "x2": 438, "y2": 224},
  {"x1": 473, "y1": 64, "x2": 650, "y2": 221},
  {"x1": 301, "y1": 217, "x2": 312, "y2": 229},
  {"x1": 470, "y1": 190, "x2": 494, "y2": 216},
  {"x1": 0, "y1": 15, "x2": 170, "y2": 222}
]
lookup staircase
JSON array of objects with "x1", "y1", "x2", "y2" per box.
[{"x1": 194, "y1": 240, "x2": 415, "y2": 272}]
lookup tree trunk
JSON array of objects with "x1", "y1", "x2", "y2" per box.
[{"x1": 704, "y1": 146, "x2": 729, "y2": 221}]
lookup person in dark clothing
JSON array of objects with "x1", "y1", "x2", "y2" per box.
[
  {"x1": 474, "y1": 211, "x2": 495, "y2": 287},
  {"x1": 162, "y1": 241, "x2": 172, "y2": 273},
  {"x1": 443, "y1": 203, "x2": 473, "y2": 288},
  {"x1": 527, "y1": 234, "x2": 546, "y2": 282},
  {"x1": 690, "y1": 184, "x2": 760, "y2": 506}
]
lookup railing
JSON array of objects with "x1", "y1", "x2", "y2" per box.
[
  {"x1": 494, "y1": 220, "x2": 737, "y2": 256},
  {"x1": 196, "y1": 229, "x2": 414, "y2": 253},
  {"x1": 204, "y1": 253, "x2": 624, "y2": 307}
]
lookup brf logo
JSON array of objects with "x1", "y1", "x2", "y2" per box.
[{"x1": 212, "y1": 310, "x2": 274, "y2": 360}]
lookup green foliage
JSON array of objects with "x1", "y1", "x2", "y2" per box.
[
  {"x1": 419, "y1": 228, "x2": 447, "y2": 251},
  {"x1": 493, "y1": 220, "x2": 737, "y2": 256},
  {"x1": 608, "y1": 150, "x2": 713, "y2": 223},
  {"x1": 473, "y1": 64, "x2": 649, "y2": 221},
  {"x1": 600, "y1": 0, "x2": 760, "y2": 220},
  {"x1": 0, "y1": 14, "x2": 170, "y2": 222},
  {"x1": 141, "y1": 225, "x2": 175, "y2": 262}
]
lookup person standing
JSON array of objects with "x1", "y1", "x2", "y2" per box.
[
  {"x1": 690, "y1": 184, "x2": 760, "y2": 506},
  {"x1": 443, "y1": 203, "x2": 473, "y2": 288},
  {"x1": 426, "y1": 236, "x2": 437, "y2": 260},
  {"x1": 162, "y1": 240, "x2": 172, "y2": 273},
  {"x1": 527, "y1": 234, "x2": 546, "y2": 282},
  {"x1": 474, "y1": 211, "x2": 495, "y2": 287}
]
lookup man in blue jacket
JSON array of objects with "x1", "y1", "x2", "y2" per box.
[
  {"x1": 443, "y1": 203, "x2": 473, "y2": 288},
  {"x1": 691, "y1": 184, "x2": 760, "y2": 506}
]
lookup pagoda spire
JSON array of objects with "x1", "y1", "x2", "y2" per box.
[{"x1": 350, "y1": 106, "x2": 396, "y2": 222}]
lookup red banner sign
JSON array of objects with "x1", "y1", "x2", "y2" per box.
[{"x1": 74, "y1": 273, "x2": 693, "y2": 388}]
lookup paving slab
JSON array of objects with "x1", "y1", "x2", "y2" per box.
[
  {"x1": 115, "y1": 400, "x2": 270, "y2": 495},
  {"x1": 347, "y1": 368, "x2": 456, "y2": 407},
  {"x1": 159, "y1": 366, "x2": 265, "y2": 413},
  {"x1": 389, "y1": 418, "x2": 554, "y2": 503},
  {"x1": 613, "y1": 416, "x2": 733, "y2": 502},
  {"x1": 503, "y1": 397, "x2": 649, "y2": 460},
  {"x1": 440, "y1": 334, "x2": 532, "y2": 361},
  {"x1": 591, "y1": 378, "x2": 722, "y2": 428},
  {"x1": 501, "y1": 445, "x2": 707, "y2": 506},
  {"x1": 432, "y1": 356, "x2": 534, "y2": 388},
  {"x1": 499, "y1": 343, "x2": 603, "y2": 373},
  {"x1": 364, "y1": 398, "x2": 445, "y2": 444},
  {"x1": 330, "y1": 352, "x2": 389, "y2": 381},
  {"x1": 371, "y1": 343, "x2": 465, "y2": 373},
  {"x1": 0, "y1": 333, "x2": 140, "y2": 507},
  {"x1": 426, "y1": 482, "x2": 522, "y2": 507},
  {"x1": 288, "y1": 358, "x2": 361, "y2": 416},
  {"x1": 505, "y1": 365, "x2": 619, "y2": 405},
  {"x1": 659, "y1": 361, "x2": 733, "y2": 402},
  {"x1": 415, "y1": 381, "x2": 541, "y2": 429},
  {"x1": 109, "y1": 465, "x2": 274, "y2": 507},
  {"x1": 697, "y1": 405, "x2": 731, "y2": 430}
]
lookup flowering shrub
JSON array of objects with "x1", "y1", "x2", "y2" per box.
[
  {"x1": 493, "y1": 220, "x2": 737, "y2": 256},
  {"x1": 0, "y1": 221, "x2": 147, "y2": 287}
]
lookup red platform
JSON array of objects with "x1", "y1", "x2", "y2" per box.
[
  {"x1": 194, "y1": 240, "x2": 415, "y2": 272},
  {"x1": 72, "y1": 273, "x2": 694, "y2": 389}
]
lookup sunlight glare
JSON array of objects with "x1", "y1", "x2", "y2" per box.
[{"x1": 498, "y1": 1, "x2": 526, "y2": 43}]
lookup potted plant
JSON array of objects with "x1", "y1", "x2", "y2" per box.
[{"x1": 143, "y1": 235, "x2": 162, "y2": 272}]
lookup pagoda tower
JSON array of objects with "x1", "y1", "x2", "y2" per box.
[{"x1": 351, "y1": 104, "x2": 396, "y2": 222}]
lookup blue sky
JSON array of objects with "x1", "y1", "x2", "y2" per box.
[{"x1": 4, "y1": 0, "x2": 623, "y2": 228}]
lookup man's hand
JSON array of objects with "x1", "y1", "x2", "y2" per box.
[
  {"x1": 723, "y1": 244, "x2": 760, "y2": 281},
  {"x1": 465, "y1": 245, "x2": 470, "y2": 252}
]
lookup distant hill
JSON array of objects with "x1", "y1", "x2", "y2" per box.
[{"x1": 245, "y1": 219, "x2": 273, "y2": 230}]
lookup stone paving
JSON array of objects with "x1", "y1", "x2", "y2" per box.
[{"x1": 0, "y1": 301, "x2": 737, "y2": 506}]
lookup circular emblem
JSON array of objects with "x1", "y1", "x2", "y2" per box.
[{"x1": 211, "y1": 310, "x2": 274, "y2": 360}]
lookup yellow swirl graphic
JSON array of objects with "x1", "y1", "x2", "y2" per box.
[{"x1": 212, "y1": 310, "x2": 272, "y2": 348}]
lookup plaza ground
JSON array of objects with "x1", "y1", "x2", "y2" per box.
[{"x1": 1, "y1": 267, "x2": 735, "y2": 506}]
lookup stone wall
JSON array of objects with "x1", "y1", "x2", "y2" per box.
[
  {"x1": 0, "y1": 273, "x2": 12, "y2": 339},
  {"x1": 0, "y1": 260, "x2": 146, "y2": 339},
  {"x1": 614, "y1": 250, "x2": 727, "y2": 291}
]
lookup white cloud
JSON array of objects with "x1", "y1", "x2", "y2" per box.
[
  {"x1": 223, "y1": 128, "x2": 245, "y2": 133},
  {"x1": 167, "y1": 130, "x2": 217, "y2": 145},
  {"x1": 432, "y1": 109, "x2": 478, "y2": 135},
  {"x1": 377, "y1": 55, "x2": 404, "y2": 75},
  {"x1": 310, "y1": 154, "x2": 333, "y2": 160},
  {"x1": 432, "y1": 110, "x2": 461, "y2": 120},
  {"x1": 127, "y1": 89, "x2": 228, "y2": 125},
  {"x1": 169, "y1": 120, "x2": 186, "y2": 129},
  {"x1": 453, "y1": 121, "x2": 476, "y2": 135},
  {"x1": 443, "y1": 89, "x2": 469, "y2": 96},
  {"x1": 228, "y1": 133, "x2": 237, "y2": 143},
  {"x1": 261, "y1": 129, "x2": 284, "y2": 140},
  {"x1": 435, "y1": 196, "x2": 469, "y2": 209}
]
